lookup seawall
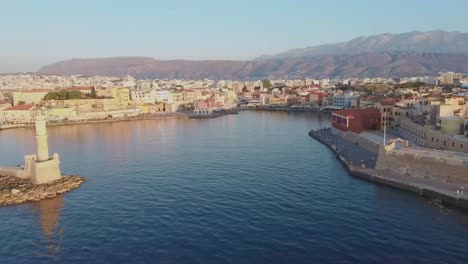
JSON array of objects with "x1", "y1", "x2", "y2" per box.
[
  {"x1": 309, "y1": 129, "x2": 468, "y2": 210},
  {"x1": 0, "y1": 113, "x2": 190, "y2": 131}
]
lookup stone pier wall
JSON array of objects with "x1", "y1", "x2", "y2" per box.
[
  {"x1": 375, "y1": 147, "x2": 468, "y2": 185},
  {"x1": 331, "y1": 127, "x2": 380, "y2": 153}
]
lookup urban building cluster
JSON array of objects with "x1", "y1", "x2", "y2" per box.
[{"x1": 0, "y1": 72, "x2": 467, "y2": 153}]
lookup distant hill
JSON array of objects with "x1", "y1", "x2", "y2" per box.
[
  {"x1": 39, "y1": 31, "x2": 468, "y2": 79},
  {"x1": 259, "y1": 30, "x2": 468, "y2": 60}
]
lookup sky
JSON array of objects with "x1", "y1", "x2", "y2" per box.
[{"x1": 1, "y1": 0, "x2": 467, "y2": 73}]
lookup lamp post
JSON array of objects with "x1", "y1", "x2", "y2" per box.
[{"x1": 383, "y1": 111, "x2": 387, "y2": 146}]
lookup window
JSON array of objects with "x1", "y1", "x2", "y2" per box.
[
  {"x1": 431, "y1": 137, "x2": 434, "y2": 142},
  {"x1": 452, "y1": 142, "x2": 455, "y2": 147}
]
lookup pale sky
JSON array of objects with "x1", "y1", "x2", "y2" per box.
[{"x1": 1, "y1": 0, "x2": 467, "y2": 73}]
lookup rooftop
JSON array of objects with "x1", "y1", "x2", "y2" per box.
[
  {"x1": 4, "y1": 104, "x2": 35, "y2": 111},
  {"x1": 333, "y1": 108, "x2": 380, "y2": 117}
]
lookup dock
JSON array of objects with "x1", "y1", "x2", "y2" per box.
[{"x1": 309, "y1": 128, "x2": 468, "y2": 210}]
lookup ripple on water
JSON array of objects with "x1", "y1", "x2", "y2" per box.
[{"x1": 0, "y1": 112, "x2": 468, "y2": 264}]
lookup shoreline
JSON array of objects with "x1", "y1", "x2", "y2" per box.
[
  {"x1": 0, "y1": 175, "x2": 85, "y2": 207},
  {"x1": 0, "y1": 110, "x2": 241, "y2": 130},
  {"x1": 0, "y1": 107, "x2": 328, "y2": 131},
  {"x1": 309, "y1": 129, "x2": 468, "y2": 210},
  {"x1": 241, "y1": 106, "x2": 333, "y2": 113}
]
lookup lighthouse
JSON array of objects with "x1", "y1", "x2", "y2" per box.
[
  {"x1": 35, "y1": 115, "x2": 50, "y2": 162},
  {"x1": 22, "y1": 114, "x2": 62, "y2": 184}
]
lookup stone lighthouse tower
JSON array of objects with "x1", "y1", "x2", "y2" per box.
[
  {"x1": 35, "y1": 115, "x2": 50, "y2": 162},
  {"x1": 22, "y1": 114, "x2": 62, "y2": 184}
]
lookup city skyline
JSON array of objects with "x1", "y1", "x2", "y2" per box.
[{"x1": 2, "y1": 0, "x2": 468, "y2": 73}]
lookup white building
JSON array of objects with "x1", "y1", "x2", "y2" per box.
[
  {"x1": 333, "y1": 93, "x2": 359, "y2": 108},
  {"x1": 131, "y1": 89, "x2": 156, "y2": 103},
  {"x1": 154, "y1": 90, "x2": 173, "y2": 103}
]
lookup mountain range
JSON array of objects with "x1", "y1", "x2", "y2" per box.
[{"x1": 39, "y1": 30, "x2": 468, "y2": 79}]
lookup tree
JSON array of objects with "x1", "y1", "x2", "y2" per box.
[
  {"x1": 262, "y1": 79, "x2": 272, "y2": 89},
  {"x1": 68, "y1": 91, "x2": 83, "y2": 99},
  {"x1": 44, "y1": 91, "x2": 59, "y2": 100},
  {"x1": 43, "y1": 90, "x2": 83, "y2": 100},
  {"x1": 90, "y1": 88, "x2": 97, "y2": 98},
  {"x1": 59, "y1": 90, "x2": 69, "y2": 100},
  {"x1": 395, "y1": 81, "x2": 426, "y2": 89}
]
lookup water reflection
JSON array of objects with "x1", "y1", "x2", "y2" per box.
[{"x1": 32, "y1": 196, "x2": 64, "y2": 258}]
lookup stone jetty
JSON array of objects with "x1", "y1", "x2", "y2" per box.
[
  {"x1": 0, "y1": 175, "x2": 85, "y2": 206},
  {"x1": 310, "y1": 128, "x2": 468, "y2": 210},
  {"x1": 0, "y1": 114, "x2": 85, "y2": 207}
]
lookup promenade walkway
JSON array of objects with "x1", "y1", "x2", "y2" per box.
[{"x1": 313, "y1": 128, "x2": 378, "y2": 168}]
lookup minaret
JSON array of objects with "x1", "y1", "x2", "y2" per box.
[{"x1": 35, "y1": 115, "x2": 50, "y2": 162}]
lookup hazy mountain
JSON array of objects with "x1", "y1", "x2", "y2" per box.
[
  {"x1": 39, "y1": 31, "x2": 468, "y2": 79},
  {"x1": 261, "y1": 30, "x2": 468, "y2": 59}
]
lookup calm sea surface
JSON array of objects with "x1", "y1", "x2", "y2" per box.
[{"x1": 0, "y1": 111, "x2": 467, "y2": 264}]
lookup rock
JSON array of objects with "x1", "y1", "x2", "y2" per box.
[{"x1": 0, "y1": 175, "x2": 85, "y2": 206}]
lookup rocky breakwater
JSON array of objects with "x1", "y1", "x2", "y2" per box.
[{"x1": 0, "y1": 175, "x2": 85, "y2": 206}]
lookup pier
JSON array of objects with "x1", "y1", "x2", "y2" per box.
[
  {"x1": 310, "y1": 128, "x2": 468, "y2": 210},
  {"x1": 0, "y1": 115, "x2": 85, "y2": 206}
]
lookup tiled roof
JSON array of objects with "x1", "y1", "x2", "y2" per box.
[
  {"x1": 4, "y1": 104, "x2": 35, "y2": 111},
  {"x1": 20, "y1": 89, "x2": 50, "y2": 93},
  {"x1": 333, "y1": 108, "x2": 380, "y2": 117},
  {"x1": 67, "y1": 86, "x2": 94, "y2": 91}
]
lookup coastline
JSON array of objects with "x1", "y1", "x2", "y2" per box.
[
  {"x1": 0, "y1": 175, "x2": 85, "y2": 206},
  {"x1": 0, "y1": 107, "x2": 329, "y2": 131},
  {"x1": 241, "y1": 106, "x2": 332, "y2": 113},
  {"x1": 309, "y1": 129, "x2": 468, "y2": 210}
]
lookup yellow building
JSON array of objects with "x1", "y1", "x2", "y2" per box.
[
  {"x1": 171, "y1": 92, "x2": 184, "y2": 103},
  {"x1": 111, "y1": 87, "x2": 130, "y2": 104},
  {"x1": 183, "y1": 90, "x2": 202, "y2": 103},
  {"x1": 441, "y1": 116, "x2": 464, "y2": 136},
  {"x1": 13, "y1": 89, "x2": 50, "y2": 106},
  {"x1": 269, "y1": 96, "x2": 287, "y2": 105},
  {"x1": 444, "y1": 96, "x2": 465, "y2": 115},
  {"x1": 0, "y1": 104, "x2": 37, "y2": 124},
  {"x1": 45, "y1": 107, "x2": 78, "y2": 121}
]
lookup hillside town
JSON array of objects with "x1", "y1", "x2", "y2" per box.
[{"x1": 1, "y1": 72, "x2": 467, "y2": 153}]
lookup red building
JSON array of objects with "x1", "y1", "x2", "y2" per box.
[
  {"x1": 309, "y1": 92, "x2": 327, "y2": 106},
  {"x1": 332, "y1": 108, "x2": 381, "y2": 133}
]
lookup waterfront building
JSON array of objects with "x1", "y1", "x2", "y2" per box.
[
  {"x1": 13, "y1": 89, "x2": 50, "y2": 106},
  {"x1": 399, "y1": 118, "x2": 467, "y2": 153},
  {"x1": 333, "y1": 93, "x2": 359, "y2": 108},
  {"x1": 332, "y1": 108, "x2": 381, "y2": 134},
  {"x1": 154, "y1": 90, "x2": 173, "y2": 103},
  {"x1": 193, "y1": 100, "x2": 213, "y2": 116},
  {"x1": 0, "y1": 104, "x2": 37, "y2": 124},
  {"x1": 111, "y1": 87, "x2": 130, "y2": 104},
  {"x1": 131, "y1": 89, "x2": 156, "y2": 103},
  {"x1": 309, "y1": 92, "x2": 326, "y2": 107},
  {"x1": 0, "y1": 99, "x2": 12, "y2": 110}
]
